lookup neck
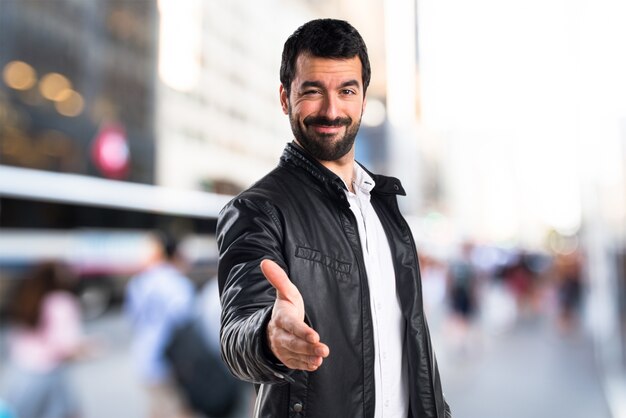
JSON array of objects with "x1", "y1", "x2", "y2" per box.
[
  {"x1": 292, "y1": 140, "x2": 356, "y2": 192},
  {"x1": 320, "y1": 154, "x2": 355, "y2": 193}
]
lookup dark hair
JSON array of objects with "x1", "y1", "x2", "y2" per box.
[
  {"x1": 7, "y1": 261, "x2": 74, "y2": 328},
  {"x1": 153, "y1": 231, "x2": 180, "y2": 260},
  {"x1": 163, "y1": 235, "x2": 180, "y2": 260},
  {"x1": 280, "y1": 18, "x2": 371, "y2": 95}
]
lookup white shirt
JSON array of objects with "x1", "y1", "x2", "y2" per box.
[{"x1": 344, "y1": 163, "x2": 409, "y2": 418}]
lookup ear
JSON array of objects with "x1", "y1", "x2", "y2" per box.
[
  {"x1": 279, "y1": 85, "x2": 289, "y2": 115},
  {"x1": 362, "y1": 95, "x2": 367, "y2": 114}
]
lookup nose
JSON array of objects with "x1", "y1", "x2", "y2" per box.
[{"x1": 318, "y1": 93, "x2": 340, "y2": 120}]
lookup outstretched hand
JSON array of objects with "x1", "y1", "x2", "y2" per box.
[{"x1": 261, "y1": 259, "x2": 329, "y2": 371}]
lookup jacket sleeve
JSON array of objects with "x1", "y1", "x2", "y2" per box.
[{"x1": 216, "y1": 196, "x2": 293, "y2": 384}]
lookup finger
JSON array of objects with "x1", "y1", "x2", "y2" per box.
[
  {"x1": 274, "y1": 331, "x2": 324, "y2": 356},
  {"x1": 314, "y1": 342, "x2": 330, "y2": 358},
  {"x1": 261, "y1": 260, "x2": 320, "y2": 342},
  {"x1": 273, "y1": 313, "x2": 320, "y2": 343},
  {"x1": 278, "y1": 339, "x2": 330, "y2": 362},
  {"x1": 284, "y1": 341, "x2": 329, "y2": 359},
  {"x1": 260, "y1": 259, "x2": 299, "y2": 301},
  {"x1": 283, "y1": 357, "x2": 323, "y2": 372}
]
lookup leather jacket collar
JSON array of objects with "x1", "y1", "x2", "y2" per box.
[{"x1": 279, "y1": 141, "x2": 406, "y2": 197}]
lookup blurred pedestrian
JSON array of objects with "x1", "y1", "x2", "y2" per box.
[
  {"x1": 217, "y1": 18, "x2": 450, "y2": 417},
  {"x1": 554, "y1": 248, "x2": 584, "y2": 333},
  {"x1": 419, "y1": 252, "x2": 448, "y2": 327},
  {"x1": 124, "y1": 232, "x2": 195, "y2": 418},
  {"x1": 502, "y1": 252, "x2": 536, "y2": 317},
  {"x1": 445, "y1": 242, "x2": 479, "y2": 354},
  {"x1": 189, "y1": 276, "x2": 253, "y2": 417},
  {"x1": 447, "y1": 242, "x2": 478, "y2": 323},
  {"x1": 2, "y1": 261, "x2": 88, "y2": 418}
]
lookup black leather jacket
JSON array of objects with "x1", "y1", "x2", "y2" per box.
[{"x1": 217, "y1": 142, "x2": 451, "y2": 418}]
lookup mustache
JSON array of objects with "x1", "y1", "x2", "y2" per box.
[{"x1": 304, "y1": 116, "x2": 352, "y2": 127}]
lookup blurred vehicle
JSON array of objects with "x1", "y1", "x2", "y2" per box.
[
  {"x1": 0, "y1": 166, "x2": 231, "y2": 320},
  {"x1": 0, "y1": 230, "x2": 219, "y2": 320}
]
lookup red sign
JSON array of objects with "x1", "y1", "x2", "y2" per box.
[{"x1": 91, "y1": 124, "x2": 130, "y2": 179}]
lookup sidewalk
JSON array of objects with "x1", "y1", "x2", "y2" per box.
[{"x1": 435, "y1": 315, "x2": 612, "y2": 418}]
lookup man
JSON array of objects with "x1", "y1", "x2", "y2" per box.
[
  {"x1": 217, "y1": 18, "x2": 451, "y2": 418},
  {"x1": 125, "y1": 233, "x2": 195, "y2": 418}
]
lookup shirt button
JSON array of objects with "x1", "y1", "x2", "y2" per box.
[{"x1": 293, "y1": 402, "x2": 303, "y2": 413}]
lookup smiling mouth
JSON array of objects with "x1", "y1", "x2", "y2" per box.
[
  {"x1": 311, "y1": 124, "x2": 343, "y2": 134},
  {"x1": 305, "y1": 116, "x2": 350, "y2": 136}
]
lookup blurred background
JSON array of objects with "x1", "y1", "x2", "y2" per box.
[{"x1": 0, "y1": 0, "x2": 625, "y2": 417}]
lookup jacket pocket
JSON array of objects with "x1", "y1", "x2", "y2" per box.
[{"x1": 295, "y1": 246, "x2": 352, "y2": 279}]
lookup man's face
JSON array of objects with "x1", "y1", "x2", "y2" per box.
[{"x1": 280, "y1": 54, "x2": 366, "y2": 162}]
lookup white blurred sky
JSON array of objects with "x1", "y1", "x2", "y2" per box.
[{"x1": 417, "y1": 0, "x2": 626, "y2": 242}]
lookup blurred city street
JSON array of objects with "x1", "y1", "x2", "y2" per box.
[
  {"x1": 1, "y1": 0, "x2": 626, "y2": 417},
  {"x1": 0, "y1": 307, "x2": 612, "y2": 418}
]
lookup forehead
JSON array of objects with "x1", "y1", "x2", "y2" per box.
[{"x1": 293, "y1": 54, "x2": 363, "y2": 85}]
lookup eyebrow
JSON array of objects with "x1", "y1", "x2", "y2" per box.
[{"x1": 299, "y1": 80, "x2": 361, "y2": 90}]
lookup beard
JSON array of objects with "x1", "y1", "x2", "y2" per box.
[{"x1": 288, "y1": 107, "x2": 362, "y2": 161}]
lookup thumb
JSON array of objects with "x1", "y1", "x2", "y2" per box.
[{"x1": 260, "y1": 259, "x2": 300, "y2": 302}]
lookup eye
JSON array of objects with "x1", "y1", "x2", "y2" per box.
[
  {"x1": 302, "y1": 89, "x2": 321, "y2": 96},
  {"x1": 340, "y1": 89, "x2": 357, "y2": 95}
]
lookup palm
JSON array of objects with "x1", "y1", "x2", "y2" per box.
[
  {"x1": 260, "y1": 259, "x2": 329, "y2": 371},
  {"x1": 261, "y1": 259, "x2": 305, "y2": 323}
]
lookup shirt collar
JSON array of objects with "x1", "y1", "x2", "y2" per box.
[{"x1": 347, "y1": 162, "x2": 376, "y2": 196}]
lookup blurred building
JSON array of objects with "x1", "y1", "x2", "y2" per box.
[
  {"x1": 156, "y1": 0, "x2": 304, "y2": 192},
  {"x1": 0, "y1": 0, "x2": 216, "y2": 315},
  {"x1": 0, "y1": 0, "x2": 166, "y2": 231},
  {"x1": 0, "y1": 1, "x2": 243, "y2": 230},
  {"x1": 0, "y1": 0, "x2": 393, "y2": 196},
  {"x1": 0, "y1": 0, "x2": 158, "y2": 184},
  {"x1": 155, "y1": 0, "x2": 390, "y2": 193}
]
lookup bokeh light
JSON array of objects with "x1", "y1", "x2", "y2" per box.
[
  {"x1": 39, "y1": 72, "x2": 72, "y2": 101},
  {"x1": 54, "y1": 90, "x2": 84, "y2": 117},
  {"x1": 2, "y1": 61, "x2": 37, "y2": 91}
]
